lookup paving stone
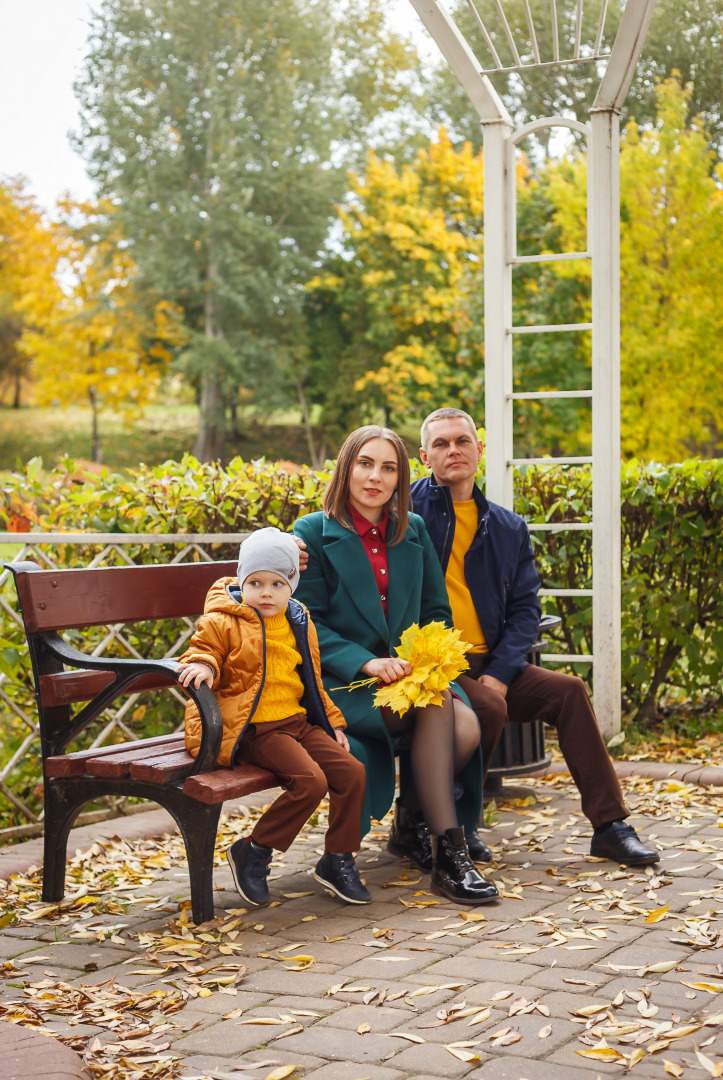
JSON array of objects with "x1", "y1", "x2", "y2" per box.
[
  {"x1": 317, "y1": 1003, "x2": 417, "y2": 1033},
  {"x1": 514, "y1": 988, "x2": 612, "y2": 1020},
  {"x1": 171, "y1": 1016, "x2": 295, "y2": 1056},
  {"x1": 467, "y1": 1053, "x2": 605, "y2": 1079},
  {"x1": 545, "y1": 1039, "x2": 641, "y2": 1072},
  {"x1": 265, "y1": 1024, "x2": 397, "y2": 1063},
  {"x1": 178, "y1": 990, "x2": 272, "y2": 1019},
  {"x1": 597, "y1": 942, "x2": 689, "y2": 973},
  {"x1": 523, "y1": 966, "x2": 611, "y2": 992},
  {"x1": 413, "y1": 955, "x2": 542, "y2": 984},
  {"x1": 0, "y1": 1018, "x2": 92, "y2": 1080},
  {"x1": 240, "y1": 967, "x2": 352, "y2": 996},
  {"x1": 388, "y1": 1039, "x2": 488, "y2": 1076},
  {"x1": 303, "y1": 1061, "x2": 406, "y2": 1080},
  {"x1": 327, "y1": 950, "x2": 444, "y2": 980},
  {"x1": 180, "y1": 1049, "x2": 327, "y2": 1076}
]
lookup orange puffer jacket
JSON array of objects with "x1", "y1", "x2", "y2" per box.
[{"x1": 180, "y1": 577, "x2": 346, "y2": 767}]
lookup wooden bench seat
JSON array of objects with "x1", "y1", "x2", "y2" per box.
[{"x1": 4, "y1": 558, "x2": 280, "y2": 924}]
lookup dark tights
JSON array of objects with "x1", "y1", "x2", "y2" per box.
[{"x1": 382, "y1": 691, "x2": 480, "y2": 835}]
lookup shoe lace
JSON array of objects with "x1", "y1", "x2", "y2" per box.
[{"x1": 444, "y1": 837, "x2": 475, "y2": 874}]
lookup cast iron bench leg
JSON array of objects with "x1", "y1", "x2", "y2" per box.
[
  {"x1": 41, "y1": 781, "x2": 89, "y2": 903},
  {"x1": 160, "y1": 792, "x2": 223, "y2": 924}
]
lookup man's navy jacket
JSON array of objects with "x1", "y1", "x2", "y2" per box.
[{"x1": 410, "y1": 474, "x2": 542, "y2": 687}]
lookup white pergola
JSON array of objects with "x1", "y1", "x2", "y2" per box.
[{"x1": 408, "y1": 0, "x2": 657, "y2": 737}]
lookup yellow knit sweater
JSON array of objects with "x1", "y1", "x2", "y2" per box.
[{"x1": 253, "y1": 610, "x2": 306, "y2": 724}]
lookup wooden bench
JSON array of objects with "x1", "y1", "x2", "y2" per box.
[{"x1": 4, "y1": 559, "x2": 279, "y2": 925}]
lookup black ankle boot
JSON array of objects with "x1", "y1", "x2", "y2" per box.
[
  {"x1": 430, "y1": 827, "x2": 499, "y2": 905},
  {"x1": 387, "y1": 800, "x2": 433, "y2": 872}
]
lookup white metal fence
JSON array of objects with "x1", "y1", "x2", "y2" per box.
[{"x1": 0, "y1": 532, "x2": 248, "y2": 840}]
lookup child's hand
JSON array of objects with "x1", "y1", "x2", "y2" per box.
[
  {"x1": 361, "y1": 657, "x2": 412, "y2": 684},
  {"x1": 334, "y1": 728, "x2": 350, "y2": 752},
  {"x1": 176, "y1": 661, "x2": 215, "y2": 689}
]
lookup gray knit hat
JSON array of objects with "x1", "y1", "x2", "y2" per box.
[{"x1": 237, "y1": 527, "x2": 300, "y2": 594}]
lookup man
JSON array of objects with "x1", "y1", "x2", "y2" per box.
[{"x1": 409, "y1": 407, "x2": 659, "y2": 867}]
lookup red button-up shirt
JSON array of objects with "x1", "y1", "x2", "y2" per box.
[{"x1": 347, "y1": 503, "x2": 389, "y2": 617}]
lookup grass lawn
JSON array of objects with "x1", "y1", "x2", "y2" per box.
[{"x1": 0, "y1": 403, "x2": 315, "y2": 471}]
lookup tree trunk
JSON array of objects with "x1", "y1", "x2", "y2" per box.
[
  {"x1": 632, "y1": 640, "x2": 683, "y2": 723},
  {"x1": 88, "y1": 386, "x2": 103, "y2": 463},
  {"x1": 12, "y1": 365, "x2": 21, "y2": 409},
  {"x1": 193, "y1": 367, "x2": 226, "y2": 462},
  {"x1": 294, "y1": 375, "x2": 325, "y2": 468}
]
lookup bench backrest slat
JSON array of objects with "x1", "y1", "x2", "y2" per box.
[{"x1": 15, "y1": 561, "x2": 238, "y2": 633}]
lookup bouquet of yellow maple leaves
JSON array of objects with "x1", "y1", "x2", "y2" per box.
[{"x1": 336, "y1": 621, "x2": 470, "y2": 714}]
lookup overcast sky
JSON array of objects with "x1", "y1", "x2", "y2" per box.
[{"x1": 0, "y1": 0, "x2": 431, "y2": 216}]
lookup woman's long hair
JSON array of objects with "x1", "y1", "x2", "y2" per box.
[{"x1": 322, "y1": 425, "x2": 410, "y2": 545}]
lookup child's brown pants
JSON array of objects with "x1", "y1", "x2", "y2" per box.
[{"x1": 235, "y1": 713, "x2": 366, "y2": 852}]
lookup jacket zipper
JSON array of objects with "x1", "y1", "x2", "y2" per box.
[{"x1": 230, "y1": 610, "x2": 266, "y2": 766}]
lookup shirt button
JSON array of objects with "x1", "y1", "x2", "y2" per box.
[
  {"x1": 371, "y1": 529, "x2": 377, "y2": 535},
  {"x1": 371, "y1": 548, "x2": 378, "y2": 554},
  {"x1": 380, "y1": 594, "x2": 387, "y2": 601},
  {"x1": 380, "y1": 569, "x2": 386, "y2": 575}
]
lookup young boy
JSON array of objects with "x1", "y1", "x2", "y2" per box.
[{"x1": 176, "y1": 527, "x2": 370, "y2": 907}]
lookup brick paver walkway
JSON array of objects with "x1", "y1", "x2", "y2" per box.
[{"x1": 1, "y1": 766, "x2": 722, "y2": 1079}]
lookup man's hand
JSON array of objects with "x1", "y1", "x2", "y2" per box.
[
  {"x1": 478, "y1": 673, "x2": 508, "y2": 699},
  {"x1": 176, "y1": 661, "x2": 215, "y2": 690},
  {"x1": 334, "y1": 728, "x2": 350, "y2": 752},
  {"x1": 291, "y1": 534, "x2": 309, "y2": 572},
  {"x1": 361, "y1": 656, "x2": 412, "y2": 684}
]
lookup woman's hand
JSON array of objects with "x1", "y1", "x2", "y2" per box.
[
  {"x1": 334, "y1": 728, "x2": 350, "y2": 752},
  {"x1": 291, "y1": 534, "x2": 309, "y2": 572},
  {"x1": 361, "y1": 657, "x2": 412, "y2": 684},
  {"x1": 176, "y1": 661, "x2": 215, "y2": 689}
]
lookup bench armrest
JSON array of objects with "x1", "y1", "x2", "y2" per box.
[{"x1": 42, "y1": 632, "x2": 223, "y2": 774}]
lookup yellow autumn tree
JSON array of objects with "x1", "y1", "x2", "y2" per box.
[
  {"x1": 0, "y1": 179, "x2": 62, "y2": 407},
  {"x1": 546, "y1": 76, "x2": 723, "y2": 460},
  {"x1": 21, "y1": 200, "x2": 187, "y2": 461}
]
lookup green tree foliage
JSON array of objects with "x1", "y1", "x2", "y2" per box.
[
  {"x1": 547, "y1": 77, "x2": 723, "y2": 459},
  {"x1": 74, "y1": 0, "x2": 420, "y2": 462},
  {"x1": 304, "y1": 129, "x2": 591, "y2": 457},
  {"x1": 304, "y1": 131, "x2": 488, "y2": 449},
  {"x1": 427, "y1": 1, "x2": 723, "y2": 154}
]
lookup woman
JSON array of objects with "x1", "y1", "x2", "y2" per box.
[{"x1": 294, "y1": 425, "x2": 498, "y2": 905}]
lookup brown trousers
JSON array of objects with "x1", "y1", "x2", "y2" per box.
[
  {"x1": 457, "y1": 656, "x2": 627, "y2": 828},
  {"x1": 235, "y1": 713, "x2": 366, "y2": 853}
]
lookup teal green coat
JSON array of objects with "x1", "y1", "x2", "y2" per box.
[{"x1": 293, "y1": 511, "x2": 483, "y2": 837}]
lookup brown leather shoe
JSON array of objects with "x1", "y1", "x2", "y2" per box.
[{"x1": 590, "y1": 821, "x2": 659, "y2": 866}]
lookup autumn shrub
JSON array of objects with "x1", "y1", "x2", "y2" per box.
[{"x1": 1, "y1": 452, "x2": 722, "y2": 830}]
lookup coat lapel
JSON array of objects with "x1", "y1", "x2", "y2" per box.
[{"x1": 322, "y1": 515, "x2": 389, "y2": 644}]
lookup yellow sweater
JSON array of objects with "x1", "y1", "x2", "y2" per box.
[
  {"x1": 253, "y1": 610, "x2": 307, "y2": 724},
  {"x1": 445, "y1": 499, "x2": 488, "y2": 654}
]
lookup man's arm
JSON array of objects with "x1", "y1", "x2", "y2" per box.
[{"x1": 483, "y1": 525, "x2": 542, "y2": 688}]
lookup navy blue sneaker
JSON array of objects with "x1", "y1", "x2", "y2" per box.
[
  {"x1": 227, "y1": 836, "x2": 273, "y2": 906},
  {"x1": 313, "y1": 853, "x2": 371, "y2": 904}
]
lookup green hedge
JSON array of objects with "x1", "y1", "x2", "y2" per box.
[{"x1": 2, "y1": 452, "x2": 722, "y2": 722}]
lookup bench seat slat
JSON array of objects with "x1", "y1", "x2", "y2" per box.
[
  {"x1": 85, "y1": 741, "x2": 187, "y2": 778},
  {"x1": 183, "y1": 765, "x2": 278, "y2": 805},
  {"x1": 129, "y1": 750, "x2": 197, "y2": 783},
  {"x1": 45, "y1": 733, "x2": 184, "y2": 777},
  {"x1": 39, "y1": 670, "x2": 177, "y2": 708}
]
